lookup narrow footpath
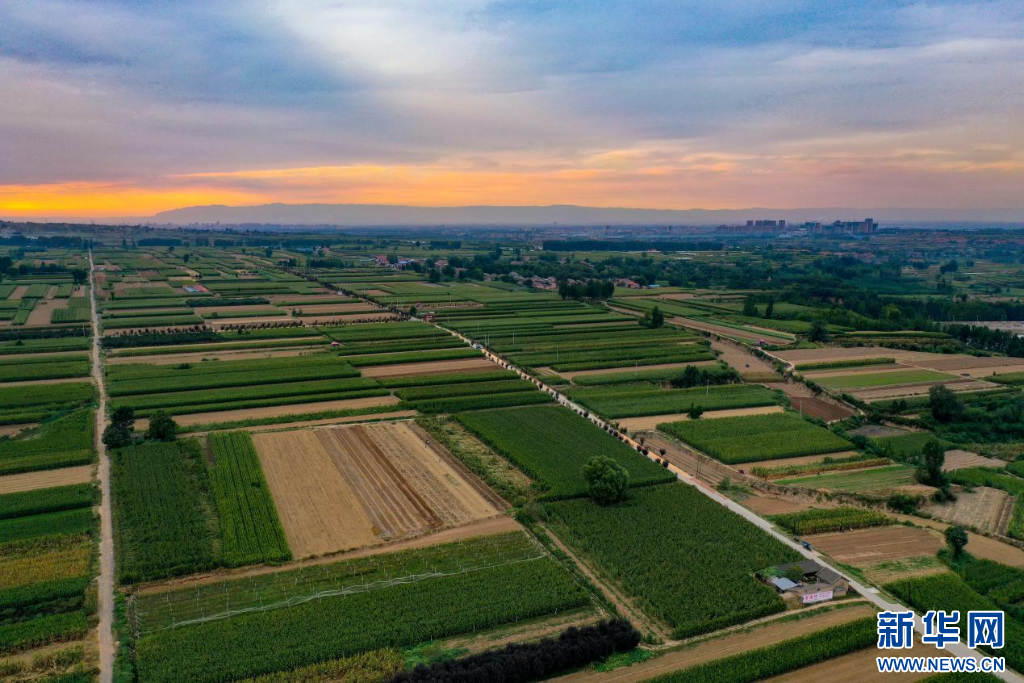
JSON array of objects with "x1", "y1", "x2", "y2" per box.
[{"x1": 89, "y1": 251, "x2": 116, "y2": 683}]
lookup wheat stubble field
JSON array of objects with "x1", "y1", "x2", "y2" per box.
[{"x1": 252, "y1": 421, "x2": 504, "y2": 558}]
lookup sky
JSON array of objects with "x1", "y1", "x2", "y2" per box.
[{"x1": 2, "y1": 0, "x2": 1024, "y2": 220}]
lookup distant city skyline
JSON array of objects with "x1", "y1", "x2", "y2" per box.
[{"x1": 2, "y1": 1, "x2": 1023, "y2": 219}]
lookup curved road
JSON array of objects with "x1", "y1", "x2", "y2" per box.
[
  {"x1": 433, "y1": 322, "x2": 1021, "y2": 682},
  {"x1": 89, "y1": 252, "x2": 116, "y2": 683}
]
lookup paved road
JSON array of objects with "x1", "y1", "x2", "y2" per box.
[
  {"x1": 431, "y1": 320, "x2": 1022, "y2": 682},
  {"x1": 89, "y1": 252, "x2": 116, "y2": 683}
]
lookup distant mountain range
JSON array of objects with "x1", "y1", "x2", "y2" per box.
[{"x1": 149, "y1": 203, "x2": 1024, "y2": 227}]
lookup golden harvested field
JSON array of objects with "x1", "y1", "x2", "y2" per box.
[
  {"x1": 253, "y1": 421, "x2": 503, "y2": 558},
  {"x1": 806, "y1": 525, "x2": 942, "y2": 564},
  {"x1": 942, "y1": 449, "x2": 1005, "y2": 471},
  {"x1": 155, "y1": 395, "x2": 401, "y2": 428},
  {"x1": 924, "y1": 487, "x2": 1012, "y2": 535},
  {"x1": 774, "y1": 347, "x2": 942, "y2": 364},
  {"x1": 0, "y1": 465, "x2": 92, "y2": 494},
  {"x1": 360, "y1": 357, "x2": 494, "y2": 378},
  {"x1": 852, "y1": 378, "x2": 999, "y2": 402}
]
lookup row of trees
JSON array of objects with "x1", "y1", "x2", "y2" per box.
[
  {"x1": 388, "y1": 619, "x2": 640, "y2": 683},
  {"x1": 102, "y1": 407, "x2": 178, "y2": 448}
]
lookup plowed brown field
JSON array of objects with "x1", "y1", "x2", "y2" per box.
[
  {"x1": 252, "y1": 421, "x2": 502, "y2": 558},
  {"x1": 806, "y1": 526, "x2": 942, "y2": 564}
]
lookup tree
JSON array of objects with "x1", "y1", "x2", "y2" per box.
[
  {"x1": 945, "y1": 525, "x2": 968, "y2": 557},
  {"x1": 808, "y1": 320, "x2": 829, "y2": 343},
  {"x1": 102, "y1": 406, "x2": 136, "y2": 449},
  {"x1": 916, "y1": 439, "x2": 946, "y2": 487},
  {"x1": 742, "y1": 297, "x2": 757, "y2": 316},
  {"x1": 687, "y1": 403, "x2": 704, "y2": 420},
  {"x1": 764, "y1": 298, "x2": 774, "y2": 319},
  {"x1": 408, "y1": 305, "x2": 418, "y2": 318},
  {"x1": 183, "y1": 253, "x2": 191, "y2": 264},
  {"x1": 582, "y1": 456, "x2": 629, "y2": 506},
  {"x1": 640, "y1": 306, "x2": 665, "y2": 329},
  {"x1": 929, "y1": 385, "x2": 964, "y2": 423},
  {"x1": 264, "y1": 246, "x2": 273, "y2": 259},
  {"x1": 146, "y1": 411, "x2": 178, "y2": 442}
]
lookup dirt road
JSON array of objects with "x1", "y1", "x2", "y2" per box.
[
  {"x1": 89, "y1": 252, "x2": 115, "y2": 683},
  {"x1": 550, "y1": 604, "x2": 877, "y2": 683}
]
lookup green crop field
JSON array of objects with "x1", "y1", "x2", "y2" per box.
[
  {"x1": 549, "y1": 483, "x2": 798, "y2": 638},
  {"x1": 111, "y1": 440, "x2": 217, "y2": 583},
  {"x1": 208, "y1": 432, "x2": 291, "y2": 566},
  {"x1": 770, "y1": 507, "x2": 891, "y2": 535},
  {"x1": 0, "y1": 410, "x2": 95, "y2": 475},
  {"x1": 132, "y1": 533, "x2": 589, "y2": 683},
  {"x1": 874, "y1": 432, "x2": 953, "y2": 459},
  {"x1": 779, "y1": 465, "x2": 916, "y2": 493},
  {"x1": 456, "y1": 405, "x2": 674, "y2": 499},
  {"x1": 659, "y1": 412, "x2": 851, "y2": 464},
  {"x1": 568, "y1": 383, "x2": 779, "y2": 419},
  {"x1": 0, "y1": 356, "x2": 90, "y2": 383},
  {"x1": 887, "y1": 572, "x2": 1024, "y2": 672},
  {"x1": 815, "y1": 369, "x2": 955, "y2": 389}
]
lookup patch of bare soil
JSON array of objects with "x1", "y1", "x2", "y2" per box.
[
  {"x1": 775, "y1": 347, "x2": 943, "y2": 364},
  {"x1": 764, "y1": 383, "x2": 855, "y2": 421},
  {"x1": 854, "y1": 378, "x2": 999, "y2": 402},
  {"x1": 806, "y1": 525, "x2": 943, "y2": 564},
  {"x1": 26, "y1": 297, "x2": 67, "y2": 325},
  {"x1": 710, "y1": 338, "x2": 780, "y2": 378},
  {"x1": 763, "y1": 637, "x2": 932, "y2": 683},
  {"x1": 619, "y1": 406, "x2": 784, "y2": 431},
  {"x1": 924, "y1": 486, "x2": 1011, "y2": 535},
  {"x1": 0, "y1": 465, "x2": 92, "y2": 494},
  {"x1": 941, "y1": 449, "x2": 1006, "y2": 471},
  {"x1": 106, "y1": 345, "x2": 325, "y2": 365},
  {"x1": 551, "y1": 604, "x2": 878, "y2": 683},
  {"x1": 847, "y1": 425, "x2": 911, "y2": 439},
  {"x1": 164, "y1": 395, "x2": 400, "y2": 427},
  {"x1": 743, "y1": 495, "x2": 816, "y2": 515},
  {"x1": 0, "y1": 423, "x2": 38, "y2": 438},
  {"x1": 185, "y1": 410, "x2": 418, "y2": 435},
  {"x1": 360, "y1": 357, "x2": 494, "y2": 378},
  {"x1": 733, "y1": 452, "x2": 860, "y2": 472}
]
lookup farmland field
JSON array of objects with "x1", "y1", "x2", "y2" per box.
[
  {"x1": 815, "y1": 369, "x2": 956, "y2": 389},
  {"x1": 252, "y1": 421, "x2": 503, "y2": 557},
  {"x1": 659, "y1": 412, "x2": 852, "y2": 464},
  {"x1": 132, "y1": 532, "x2": 590, "y2": 683},
  {"x1": 779, "y1": 465, "x2": 918, "y2": 493},
  {"x1": 456, "y1": 405, "x2": 674, "y2": 499},
  {"x1": 567, "y1": 383, "x2": 780, "y2": 419},
  {"x1": 549, "y1": 482, "x2": 798, "y2": 638}
]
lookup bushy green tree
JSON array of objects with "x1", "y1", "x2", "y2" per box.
[
  {"x1": 103, "y1": 406, "x2": 136, "y2": 449},
  {"x1": 916, "y1": 439, "x2": 947, "y2": 487},
  {"x1": 929, "y1": 385, "x2": 964, "y2": 423},
  {"x1": 146, "y1": 411, "x2": 178, "y2": 442},
  {"x1": 945, "y1": 525, "x2": 968, "y2": 557},
  {"x1": 583, "y1": 456, "x2": 629, "y2": 506}
]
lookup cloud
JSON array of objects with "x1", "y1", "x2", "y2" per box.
[{"x1": 0, "y1": 0, "x2": 1023, "y2": 216}]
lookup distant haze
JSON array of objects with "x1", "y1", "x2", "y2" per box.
[{"x1": 150, "y1": 203, "x2": 1024, "y2": 227}]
